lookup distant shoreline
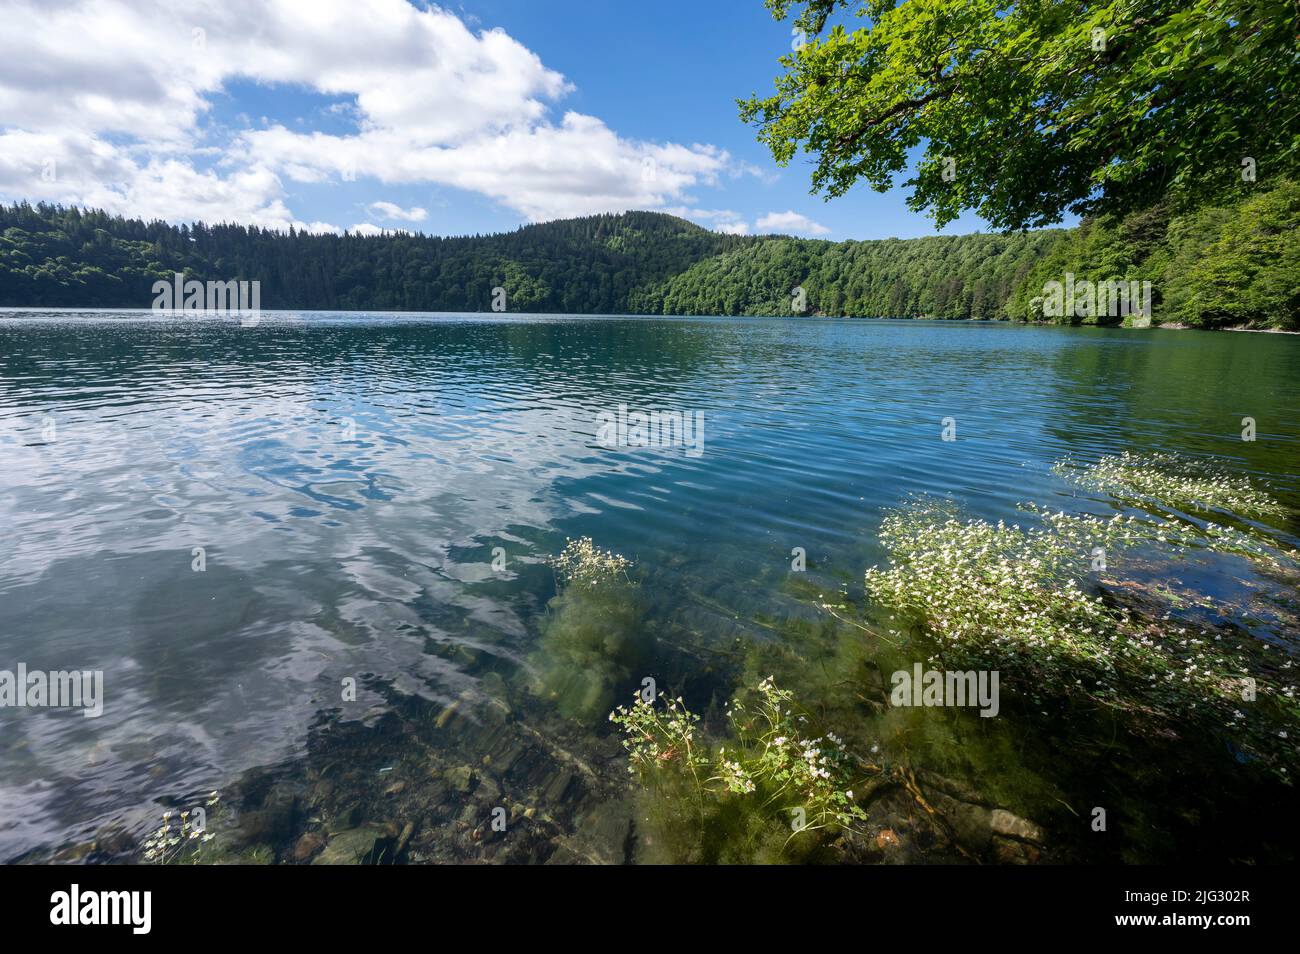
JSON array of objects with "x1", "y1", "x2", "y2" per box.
[{"x1": 2, "y1": 306, "x2": 1297, "y2": 334}]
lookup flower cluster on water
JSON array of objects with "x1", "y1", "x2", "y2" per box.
[
  {"x1": 610, "y1": 692, "x2": 708, "y2": 776},
  {"x1": 610, "y1": 677, "x2": 870, "y2": 849},
  {"x1": 1054, "y1": 451, "x2": 1286, "y2": 518},
  {"x1": 723, "y1": 678, "x2": 867, "y2": 834},
  {"x1": 866, "y1": 502, "x2": 1148, "y2": 686},
  {"x1": 597, "y1": 450, "x2": 1296, "y2": 865},
  {"x1": 140, "y1": 792, "x2": 219, "y2": 864},
  {"x1": 864, "y1": 479, "x2": 1299, "y2": 777},
  {"x1": 547, "y1": 536, "x2": 633, "y2": 590},
  {"x1": 1023, "y1": 503, "x2": 1289, "y2": 568}
]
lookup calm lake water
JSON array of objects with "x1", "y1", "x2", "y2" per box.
[{"x1": 1, "y1": 310, "x2": 1297, "y2": 863}]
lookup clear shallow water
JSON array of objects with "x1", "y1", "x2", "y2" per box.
[{"x1": 1, "y1": 311, "x2": 1297, "y2": 862}]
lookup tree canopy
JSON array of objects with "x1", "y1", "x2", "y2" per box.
[{"x1": 739, "y1": 0, "x2": 1299, "y2": 229}]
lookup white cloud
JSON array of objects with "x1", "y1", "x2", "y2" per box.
[
  {"x1": 0, "y1": 130, "x2": 307, "y2": 229},
  {"x1": 756, "y1": 210, "x2": 831, "y2": 236},
  {"x1": 241, "y1": 112, "x2": 729, "y2": 223},
  {"x1": 0, "y1": 0, "x2": 734, "y2": 228},
  {"x1": 668, "y1": 207, "x2": 750, "y2": 235},
  {"x1": 368, "y1": 201, "x2": 427, "y2": 223},
  {"x1": 714, "y1": 221, "x2": 750, "y2": 235}
]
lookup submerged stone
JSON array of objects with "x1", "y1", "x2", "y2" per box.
[
  {"x1": 990, "y1": 809, "x2": 1045, "y2": 844},
  {"x1": 312, "y1": 823, "x2": 397, "y2": 865}
]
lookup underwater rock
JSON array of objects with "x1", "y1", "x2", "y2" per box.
[
  {"x1": 394, "y1": 821, "x2": 415, "y2": 859},
  {"x1": 435, "y1": 702, "x2": 460, "y2": 730},
  {"x1": 992, "y1": 835, "x2": 1042, "y2": 865},
  {"x1": 236, "y1": 782, "x2": 299, "y2": 843},
  {"x1": 53, "y1": 826, "x2": 134, "y2": 864},
  {"x1": 486, "y1": 737, "x2": 527, "y2": 774},
  {"x1": 990, "y1": 809, "x2": 1045, "y2": 844},
  {"x1": 52, "y1": 841, "x2": 95, "y2": 864},
  {"x1": 236, "y1": 801, "x2": 297, "y2": 847},
  {"x1": 928, "y1": 791, "x2": 994, "y2": 854},
  {"x1": 914, "y1": 769, "x2": 989, "y2": 806},
  {"x1": 481, "y1": 672, "x2": 511, "y2": 707},
  {"x1": 446, "y1": 765, "x2": 476, "y2": 793},
  {"x1": 290, "y1": 831, "x2": 326, "y2": 863},
  {"x1": 558, "y1": 799, "x2": 635, "y2": 865},
  {"x1": 542, "y1": 769, "x2": 575, "y2": 803},
  {"x1": 312, "y1": 822, "x2": 397, "y2": 865}
]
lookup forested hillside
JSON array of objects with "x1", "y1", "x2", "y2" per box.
[
  {"x1": 628, "y1": 230, "x2": 1065, "y2": 318},
  {"x1": 2, "y1": 193, "x2": 1294, "y2": 329},
  {"x1": 0, "y1": 206, "x2": 745, "y2": 313},
  {"x1": 1004, "y1": 180, "x2": 1300, "y2": 330},
  {"x1": 0, "y1": 202, "x2": 1061, "y2": 320}
]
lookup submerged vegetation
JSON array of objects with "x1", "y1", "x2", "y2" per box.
[
  {"x1": 528, "y1": 537, "x2": 652, "y2": 722},
  {"x1": 610, "y1": 677, "x2": 872, "y2": 862},
  {"x1": 49, "y1": 455, "x2": 1296, "y2": 866},
  {"x1": 605, "y1": 451, "x2": 1298, "y2": 862},
  {"x1": 1054, "y1": 451, "x2": 1288, "y2": 519},
  {"x1": 864, "y1": 497, "x2": 1299, "y2": 777}
]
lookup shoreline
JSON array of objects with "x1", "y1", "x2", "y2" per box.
[{"x1": 1, "y1": 305, "x2": 1296, "y2": 333}]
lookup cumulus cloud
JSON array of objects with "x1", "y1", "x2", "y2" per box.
[
  {"x1": 368, "y1": 201, "x2": 427, "y2": 223},
  {"x1": 668, "y1": 207, "x2": 751, "y2": 235},
  {"x1": 756, "y1": 210, "x2": 831, "y2": 236},
  {"x1": 0, "y1": 129, "x2": 306, "y2": 229},
  {"x1": 0, "y1": 0, "x2": 734, "y2": 228},
  {"x1": 714, "y1": 221, "x2": 750, "y2": 236},
  {"x1": 241, "y1": 112, "x2": 729, "y2": 223}
]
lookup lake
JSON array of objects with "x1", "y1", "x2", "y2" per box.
[{"x1": 1, "y1": 310, "x2": 1297, "y2": 863}]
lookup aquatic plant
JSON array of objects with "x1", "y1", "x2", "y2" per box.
[
  {"x1": 610, "y1": 677, "x2": 871, "y2": 860},
  {"x1": 141, "y1": 792, "x2": 220, "y2": 864},
  {"x1": 547, "y1": 536, "x2": 633, "y2": 590},
  {"x1": 1054, "y1": 451, "x2": 1287, "y2": 519},
  {"x1": 1022, "y1": 503, "x2": 1291, "y2": 568},
  {"x1": 610, "y1": 693, "x2": 709, "y2": 784},
  {"x1": 864, "y1": 498, "x2": 1300, "y2": 777},
  {"x1": 530, "y1": 538, "x2": 651, "y2": 722}
]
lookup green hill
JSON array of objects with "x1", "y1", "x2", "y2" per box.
[
  {"x1": 628, "y1": 231, "x2": 1065, "y2": 318},
  {"x1": 2, "y1": 190, "x2": 1294, "y2": 329}
]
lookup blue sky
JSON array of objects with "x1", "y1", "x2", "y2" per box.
[{"x1": 0, "y1": 0, "x2": 1013, "y2": 241}]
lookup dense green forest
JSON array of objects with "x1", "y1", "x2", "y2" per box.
[
  {"x1": 1, "y1": 190, "x2": 1295, "y2": 329},
  {"x1": 0, "y1": 206, "x2": 747, "y2": 314},
  {"x1": 1, "y1": 202, "x2": 1052, "y2": 319},
  {"x1": 627, "y1": 230, "x2": 1064, "y2": 318},
  {"x1": 1004, "y1": 180, "x2": 1300, "y2": 330},
  {"x1": 655, "y1": 179, "x2": 1298, "y2": 327}
]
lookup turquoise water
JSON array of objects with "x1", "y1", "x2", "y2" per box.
[{"x1": 1, "y1": 311, "x2": 1297, "y2": 863}]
